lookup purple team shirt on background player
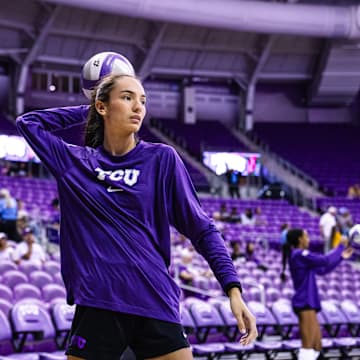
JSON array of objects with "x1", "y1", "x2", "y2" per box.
[
  {"x1": 17, "y1": 105, "x2": 241, "y2": 324},
  {"x1": 289, "y1": 244, "x2": 345, "y2": 311}
]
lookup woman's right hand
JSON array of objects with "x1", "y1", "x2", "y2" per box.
[{"x1": 341, "y1": 246, "x2": 354, "y2": 259}]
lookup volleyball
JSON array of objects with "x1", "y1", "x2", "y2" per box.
[
  {"x1": 81, "y1": 51, "x2": 135, "y2": 99},
  {"x1": 349, "y1": 224, "x2": 360, "y2": 251}
]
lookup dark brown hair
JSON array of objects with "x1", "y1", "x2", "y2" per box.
[{"x1": 84, "y1": 74, "x2": 137, "y2": 148}]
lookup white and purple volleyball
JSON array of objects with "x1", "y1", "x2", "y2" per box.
[
  {"x1": 81, "y1": 51, "x2": 135, "y2": 99},
  {"x1": 349, "y1": 224, "x2": 360, "y2": 251}
]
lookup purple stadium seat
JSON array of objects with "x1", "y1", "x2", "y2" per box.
[
  {"x1": 2, "y1": 270, "x2": 28, "y2": 289},
  {"x1": 42, "y1": 262, "x2": 61, "y2": 277},
  {"x1": 0, "y1": 261, "x2": 17, "y2": 273},
  {"x1": 340, "y1": 289, "x2": 356, "y2": 302},
  {"x1": 247, "y1": 301, "x2": 277, "y2": 339},
  {"x1": 340, "y1": 300, "x2": 360, "y2": 336},
  {"x1": 0, "y1": 310, "x2": 12, "y2": 354},
  {"x1": 223, "y1": 342, "x2": 255, "y2": 357},
  {"x1": 191, "y1": 343, "x2": 226, "y2": 359},
  {"x1": 29, "y1": 271, "x2": 53, "y2": 289},
  {"x1": 0, "y1": 285, "x2": 13, "y2": 303},
  {"x1": 51, "y1": 303, "x2": 75, "y2": 349},
  {"x1": 332, "y1": 337, "x2": 359, "y2": 358},
  {"x1": 42, "y1": 285, "x2": 66, "y2": 304},
  {"x1": 18, "y1": 262, "x2": 42, "y2": 276},
  {"x1": 216, "y1": 301, "x2": 239, "y2": 341},
  {"x1": 320, "y1": 300, "x2": 348, "y2": 337},
  {"x1": 189, "y1": 301, "x2": 224, "y2": 343},
  {"x1": 0, "y1": 299, "x2": 12, "y2": 317},
  {"x1": 247, "y1": 287, "x2": 262, "y2": 303},
  {"x1": 326, "y1": 289, "x2": 342, "y2": 303},
  {"x1": 0, "y1": 354, "x2": 39, "y2": 360},
  {"x1": 51, "y1": 274, "x2": 64, "y2": 287},
  {"x1": 180, "y1": 305, "x2": 195, "y2": 335},
  {"x1": 265, "y1": 288, "x2": 281, "y2": 307},
  {"x1": 271, "y1": 300, "x2": 298, "y2": 339},
  {"x1": 10, "y1": 301, "x2": 56, "y2": 352},
  {"x1": 182, "y1": 297, "x2": 205, "y2": 309},
  {"x1": 39, "y1": 354, "x2": 66, "y2": 360},
  {"x1": 281, "y1": 339, "x2": 302, "y2": 355},
  {"x1": 254, "y1": 340, "x2": 283, "y2": 358},
  {"x1": 13, "y1": 284, "x2": 42, "y2": 301}
]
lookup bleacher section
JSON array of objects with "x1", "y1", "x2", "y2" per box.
[
  {"x1": 317, "y1": 197, "x2": 360, "y2": 224},
  {"x1": 139, "y1": 125, "x2": 210, "y2": 192},
  {"x1": 152, "y1": 119, "x2": 249, "y2": 159},
  {"x1": 1, "y1": 177, "x2": 360, "y2": 358},
  {"x1": 253, "y1": 123, "x2": 360, "y2": 196},
  {"x1": 0, "y1": 213, "x2": 359, "y2": 358}
]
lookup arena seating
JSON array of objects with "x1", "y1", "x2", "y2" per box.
[
  {"x1": 1, "y1": 178, "x2": 360, "y2": 358},
  {"x1": 252, "y1": 123, "x2": 360, "y2": 196},
  {"x1": 152, "y1": 119, "x2": 249, "y2": 159},
  {"x1": 317, "y1": 197, "x2": 360, "y2": 224}
]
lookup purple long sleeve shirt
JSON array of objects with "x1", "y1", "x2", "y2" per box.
[
  {"x1": 289, "y1": 244, "x2": 344, "y2": 311},
  {"x1": 16, "y1": 106, "x2": 241, "y2": 323}
]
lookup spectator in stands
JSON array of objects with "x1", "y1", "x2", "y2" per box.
[
  {"x1": 16, "y1": 162, "x2": 28, "y2": 177},
  {"x1": 230, "y1": 241, "x2": 245, "y2": 262},
  {"x1": 347, "y1": 184, "x2": 360, "y2": 199},
  {"x1": 214, "y1": 202, "x2": 230, "y2": 222},
  {"x1": 319, "y1": 206, "x2": 337, "y2": 253},
  {"x1": 337, "y1": 207, "x2": 353, "y2": 236},
  {"x1": 254, "y1": 207, "x2": 267, "y2": 226},
  {"x1": 0, "y1": 188, "x2": 20, "y2": 242},
  {"x1": 225, "y1": 168, "x2": 240, "y2": 198},
  {"x1": 0, "y1": 160, "x2": 11, "y2": 176},
  {"x1": 209, "y1": 172, "x2": 223, "y2": 197},
  {"x1": 178, "y1": 248, "x2": 212, "y2": 285},
  {"x1": 12, "y1": 227, "x2": 46, "y2": 266},
  {"x1": 281, "y1": 228, "x2": 353, "y2": 360},
  {"x1": 0, "y1": 232, "x2": 14, "y2": 261},
  {"x1": 245, "y1": 242, "x2": 267, "y2": 271},
  {"x1": 280, "y1": 223, "x2": 289, "y2": 247},
  {"x1": 17, "y1": 73, "x2": 257, "y2": 359},
  {"x1": 241, "y1": 208, "x2": 256, "y2": 225},
  {"x1": 16, "y1": 199, "x2": 29, "y2": 220},
  {"x1": 6, "y1": 161, "x2": 20, "y2": 176},
  {"x1": 212, "y1": 212, "x2": 226, "y2": 233},
  {"x1": 228, "y1": 206, "x2": 241, "y2": 224}
]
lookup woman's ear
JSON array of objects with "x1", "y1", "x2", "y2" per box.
[{"x1": 95, "y1": 100, "x2": 106, "y2": 116}]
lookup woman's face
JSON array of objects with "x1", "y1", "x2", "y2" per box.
[
  {"x1": 97, "y1": 76, "x2": 147, "y2": 136},
  {"x1": 299, "y1": 230, "x2": 310, "y2": 248}
]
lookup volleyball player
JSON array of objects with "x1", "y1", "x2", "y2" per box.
[
  {"x1": 282, "y1": 228, "x2": 352, "y2": 360},
  {"x1": 17, "y1": 74, "x2": 257, "y2": 360}
]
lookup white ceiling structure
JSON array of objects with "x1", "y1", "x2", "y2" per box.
[{"x1": 0, "y1": 0, "x2": 359, "y2": 110}]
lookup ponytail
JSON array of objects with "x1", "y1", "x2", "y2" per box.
[
  {"x1": 281, "y1": 228, "x2": 304, "y2": 282},
  {"x1": 85, "y1": 101, "x2": 104, "y2": 148}
]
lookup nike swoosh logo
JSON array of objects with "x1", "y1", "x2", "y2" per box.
[{"x1": 107, "y1": 186, "x2": 124, "y2": 193}]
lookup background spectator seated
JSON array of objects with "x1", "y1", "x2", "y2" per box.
[
  {"x1": 0, "y1": 232, "x2": 14, "y2": 261},
  {"x1": 241, "y1": 208, "x2": 256, "y2": 225},
  {"x1": 12, "y1": 227, "x2": 46, "y2": 266}
]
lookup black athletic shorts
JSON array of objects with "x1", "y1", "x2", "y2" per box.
[
  {"x1": 293, "y1": 305, "x2": 320, "y2": 315},
  {"x1": 65, "y1": 305, "x2": 190, "y2": 360}
]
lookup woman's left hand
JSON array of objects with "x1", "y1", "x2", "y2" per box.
[{"x1": 228, "y1": 287, "x2": 258, "y2": 345}]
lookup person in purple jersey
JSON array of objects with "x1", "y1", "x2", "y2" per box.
[
  {"x1": 281, "y1": 228, "x2": 353, "y2": 360},
  {"x1": 17, "y1": 73, "x2": 257, "y2": 360}
]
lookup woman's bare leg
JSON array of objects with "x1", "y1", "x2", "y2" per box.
[{"x1": 146, "y1": 347, "x2": 193, "y2": 360}]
